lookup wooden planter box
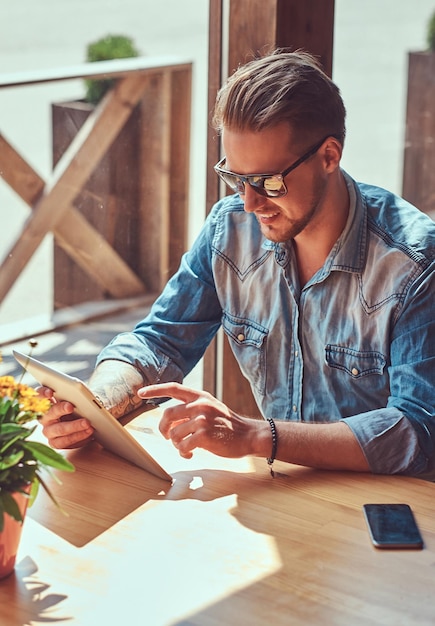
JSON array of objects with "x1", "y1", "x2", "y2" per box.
[
  {"x1": 51, "y1": 68, "x2": 191, "y2": 310},
  {"x1": 402, "y1": 51, "x2": 435, "y2": 218},
  {"x1": 52, "y1": 99, "x2": 140, "y2": 308}
]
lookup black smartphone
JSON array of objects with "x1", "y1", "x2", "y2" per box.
[{"x1": 363, "y1": 503, "x2": 423, "y2": 549}]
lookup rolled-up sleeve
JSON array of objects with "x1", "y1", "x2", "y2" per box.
[
  {"x1": 342, "y1": 408, "x2": 428, "y2": 475},
  {"x1": 343, "y1": 261, "x2": 435, "y2": 478},
  {"x1": 96, "y1": 206, "x2": 223, "y2": 384}
]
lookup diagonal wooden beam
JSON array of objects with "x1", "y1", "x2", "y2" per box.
[
  {"x1": 0, "y1": 72, "x2": 151, "y2": 304},
  {"x1": 0, "y1": 133, "x2": 145, "y2": 299}
]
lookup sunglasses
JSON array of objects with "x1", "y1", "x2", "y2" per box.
[{"x1": 214, "y1": 135, "x2": 331, "y2": 198}]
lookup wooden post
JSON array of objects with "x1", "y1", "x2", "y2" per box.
[
  {"x1": 228, "y1": 0, "x2": 334, "y2": 76},
  {"x1": 204, "y1": 0, "x2": 335, "y2": 415},
  {"x1": 402, "y1": 51, "x2": 435, "y2": 218},
  {"x1": 203, "y1": 0, "x2": 225, "y2": 401}
]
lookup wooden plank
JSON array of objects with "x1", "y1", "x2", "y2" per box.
[
  {"x1": 168, "y1": 67, "x2": 191, "y2": 278},
  {"x1": 206, "y1": 0, "x2": 224, "y2": 217},
  {"x1": 0, "y1": 72, "x2": 151, "y2": 304},
  {"x1": 275, "y1": 0, "x2": 335, "y2": 76},
  {"x1": 0, "y1": 133, "x2": 44, "y2": 205},
  {"x1": 157, "y1": 71, "x2": 172, "y2": 289},
  {"x1": 0, "y1": 56, "x2": 192, "y2": 88},
  {"x1": 107, "y1": 64, "x2": 190, "y2": 297},
  {"x1": 203, "y1": 0, "x2": 224, "y2": 396},
  {"x1": 228, "y1": 0, "x2": 334, "y2": 75},
  {"x1": 137, "y1": 72, "x2": 172, "y2": 293},
  {"x1": 228, "y1": 0, "x2": 278, "y2": 73},
  {"x1": 51, "y1": 100, "x2": 143, "y2": 307},
  {"x1": 0, "y1": 133, "x2": 146, "y2": 300},
  {"x1": 402, "y1": 51, "x2": 435, "y2": 217},
  {"x1": 55, "y1": 210, "x2": 146, "y2": 299}
]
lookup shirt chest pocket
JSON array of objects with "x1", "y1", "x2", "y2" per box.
[
  {"x1": 325, "y1": 344, "x2": 387, "y2": 378},
  {"x1": 222, "y1": 313, "x2": 268, "y2": 395}
]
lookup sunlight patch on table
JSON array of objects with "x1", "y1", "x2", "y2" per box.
[{"x1": 95, "y1": 494, "x2": 282, "y2": 624}]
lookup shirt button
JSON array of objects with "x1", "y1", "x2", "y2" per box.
[
  {"x1": 295, "y1": 350, "x2": 299, "y2": 357},
  {"x1": 351, "y1": 367, "x2": 359, "y2": 376},
  {"x1": 237, "y1": 333, "x2": 245, "y2": 342}
]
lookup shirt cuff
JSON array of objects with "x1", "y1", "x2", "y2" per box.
[{"x1": 341, "y1": 407, "x2": 427, "y2": 475}]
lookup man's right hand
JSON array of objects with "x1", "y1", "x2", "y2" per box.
[{"x1": 38, "y1": 387, "x2": 94, "y2": 449}]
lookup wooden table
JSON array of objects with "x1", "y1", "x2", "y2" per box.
[{"x1": 1, "y1": 408, "x2": 435, "y2": 625}]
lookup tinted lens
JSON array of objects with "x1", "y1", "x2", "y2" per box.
[
  {"x1": 219, "y1": 172, "x2": 245, "y2": 193},
  {"x1": 247, "y1": 174, "x2": 286, "y2": 197},
  {"x1": 215, "y1": 161, "x2": 287, "y2": 198},
  {"x1": 262, "y1": 175, "x2": 285, "y2": 197}
]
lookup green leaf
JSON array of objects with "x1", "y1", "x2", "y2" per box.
[
  {"x1": 0, "y1": 398, "x2": 14, "y2": 418},
  {"x1": 28, "y1": 478, "x2": 39, "y2": 507},
  {"x1": 1, "y1": 401, "x2": 20, "y2": 424},
  {"x1": 34, "y1": 473, "x2": 69, "y2": 518},
  {"x1": 0, "y1": 430, "x2": 30, "y2": 455},
  {"x1": 0, "y1": 490, "x2": 24, "y2": 527},
  {"x1": 0, "y1": 450, "x2": 24, "y2": 471},
  {"x1": 22, "y1": 441, "x2": 75, "y2": 472},
  {"x1": 0, "y1": 423, "x2": 27, "y2": 435}
]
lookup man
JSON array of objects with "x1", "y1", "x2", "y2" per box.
[{"x1": 41, "y1": 50, "x2": 435, "y2": 477}]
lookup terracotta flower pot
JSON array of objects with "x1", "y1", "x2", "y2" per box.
[{"x1": 0, "y1": 490, "x2": 29, "y2": 579}]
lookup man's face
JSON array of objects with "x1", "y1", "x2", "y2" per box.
[{"x1": 221, "y1": 123, "x2": 331, "y2": 243}]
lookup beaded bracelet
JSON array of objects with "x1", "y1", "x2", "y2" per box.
[{"x1": 266, "y1": 417, "x2": 278, "y2": 477}]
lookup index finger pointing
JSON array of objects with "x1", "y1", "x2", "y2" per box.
[{"x1": 138, "y1": 382, "x2": 202, "y2": 404}]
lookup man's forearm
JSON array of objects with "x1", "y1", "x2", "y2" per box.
[
  {"x1": 268, "y1": 420, "x2": 370, "y2": 472},
  {"x1": 88, "y1": 360, "x2": 146, "y2": 418}
]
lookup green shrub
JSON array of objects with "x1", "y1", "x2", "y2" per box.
[
  {"x1": 84, "y1": 34, "x2": 140, "y2": 104},
  {"x1": 428, "y1": 10, "x2": 435, "y2": 51}
]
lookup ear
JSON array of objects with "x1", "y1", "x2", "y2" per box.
[{"x1": 322, "y1": 137, "x2": 342, "y2": 173}]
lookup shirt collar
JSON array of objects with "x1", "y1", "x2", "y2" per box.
[
  {"x1": 261, "y1": 170, "x2": 366, "y2": 274},
  {"x1": 329, "y1": 170, "x2": 366, "y2": 273}
]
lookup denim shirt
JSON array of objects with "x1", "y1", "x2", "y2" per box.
[{"x1": 97, "y1": 171, "x2": 435, "y2": 477}]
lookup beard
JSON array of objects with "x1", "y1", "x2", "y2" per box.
[
  {"x1": 258, "y1": 202, "x2": 319, "y2": 242},
  {"x1": 257, "y1": 175, "x2": 328, "y2": 243}
]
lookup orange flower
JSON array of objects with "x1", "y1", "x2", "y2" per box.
[{"x1": 0, "y1": 375, "x2": 51, "y2": 420}]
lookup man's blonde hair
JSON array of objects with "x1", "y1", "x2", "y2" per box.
[{"x1": 213, "y1": 49, "x2": 346, "y2": 147}]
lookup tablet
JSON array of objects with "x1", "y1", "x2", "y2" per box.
[{"x1": 13, "y1": 350, "x2": 172, "y2": 483}]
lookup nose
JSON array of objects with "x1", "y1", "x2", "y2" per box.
[{"x1": 242, "y1": 183, "x2": 266, "y2": 213}]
